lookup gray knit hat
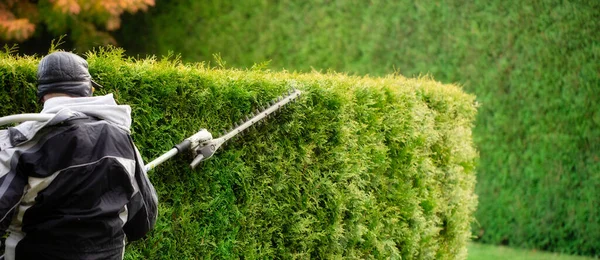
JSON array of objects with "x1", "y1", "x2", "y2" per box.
[{"x1": 36, "y1": 51, "x2": 102, "y2": 101}]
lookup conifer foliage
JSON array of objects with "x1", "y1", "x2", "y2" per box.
[{"x1": 0, "y1": 48, "x2": 478, "y2": 259}]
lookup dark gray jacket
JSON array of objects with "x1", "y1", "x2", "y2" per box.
[{"x1": 0, "y1": 94, "x2": 158, "y2": 260}]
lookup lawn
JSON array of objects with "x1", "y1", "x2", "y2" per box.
[{"x1": 468, "y1": 243, "x2": 597, "y2": 260}]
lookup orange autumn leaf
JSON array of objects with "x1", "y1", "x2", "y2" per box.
[
  {"x1": 0, "y1": 17, "x2": 35, "y2": 41},
  {"x1": 50, "y1": 0, "x2": 81, "y2": 14},
  {"x1": 106, "y1": 16, "x2": 120, "y2": 31}
]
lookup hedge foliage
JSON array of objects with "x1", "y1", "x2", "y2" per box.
[
  {"x1": 0, "y1": 48, "x2": 477, "y2": 259},
  {"x1": 114, "y1": 0, "x2": 600, "y2": 256}
]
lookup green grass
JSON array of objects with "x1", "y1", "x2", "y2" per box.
[{"x1": 468, "y1": 243, "x2": 598, "y2": 260}]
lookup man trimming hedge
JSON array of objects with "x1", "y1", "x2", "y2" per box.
[{"x1": 0, "y1": 52, "x2": 158, "y2": 259}]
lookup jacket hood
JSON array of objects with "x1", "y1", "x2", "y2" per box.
[
  {"x1": 41, "y1": 94, "x2": 132, "y2": 129},
  {"x1": 6, "y1": 94, "x2": 132, "y2": 147}
]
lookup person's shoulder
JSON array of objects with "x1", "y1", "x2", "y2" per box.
[
  {"x1": 0, "y1": 129, "x2": 9, "y2": 151},
  {"x1": 78, "y1": 118, "x2": 131, "y2": 141},
  {"x1": 45, "y1": 118, "x2": 131, "y2": 148}
]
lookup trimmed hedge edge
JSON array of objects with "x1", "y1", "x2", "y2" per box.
[{"x1": 0, "y1": 48, "x2": 478, "y2": 260}]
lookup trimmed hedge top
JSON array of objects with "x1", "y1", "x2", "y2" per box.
[{"x1": 0, "y1": 48, "x2": 477, "y2": 259}]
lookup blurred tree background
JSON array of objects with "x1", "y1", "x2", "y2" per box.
[
  {"x1": 3, "y1": 0, "x2": 600, "y2": 257},
  {"x1": 0, "y1": 0, "x2": 154, "y2": 52}
]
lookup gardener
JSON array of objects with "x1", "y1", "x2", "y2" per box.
[{"x1": 0, "y1": 51, "x2": 158, "y2": 260}]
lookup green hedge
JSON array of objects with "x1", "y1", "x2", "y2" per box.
[
  {"x1": 0, "y1": 49, "x2": 477, "y2": 259},
  {"x1": 113, "y1": 0, "x2": 600, "y2": 256}
]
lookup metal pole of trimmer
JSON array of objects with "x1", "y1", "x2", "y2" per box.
[
  {"x1": 144, "y1": 89, "x2": 301, "y2": 172},
  {"x1": 143, "y1": 129, "x2": 213, "y2": 172},
  {"x1": 0, "y1": 90, "x2": 302, "y2": 172},
  {"x1": 0, "y1": 114, "x2": 53, "y2": 127}
]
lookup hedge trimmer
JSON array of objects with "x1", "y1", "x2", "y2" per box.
[
  {"x1": 0, "y1": 89, "x2": 302, "y2": 171},
  {"x1": 144, "y1": 88, "x2": 301, "y2": 171}
]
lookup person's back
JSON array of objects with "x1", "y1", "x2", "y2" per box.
[{"x1": 0, "y1": 52, "x2": 158, "y2": 260}]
